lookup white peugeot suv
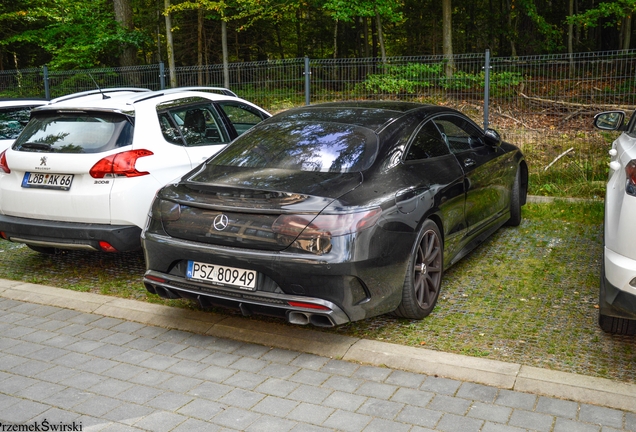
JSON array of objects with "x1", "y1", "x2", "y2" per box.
[
  {"x1": 0, "y1": 87, "x2": 270, "y2": 253},
  {"x1": 593, "y1": 110, "x2": 636, "y2": 335}
]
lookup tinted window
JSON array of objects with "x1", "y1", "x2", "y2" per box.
[
  {"x1": 433, "y1": 115, "x2": 484, "y2": 153},
  {"x1": 205, "y1": 120, "x2": 378, "y2": 173},
  {"x1": 217, "y1": 101, "x2": 267, "y2": 136},
  {"x1": 0, "y1": 107, "x2": 35, "y2": 140},
  {"x1": 405, "y1": 120, "x2": 450, "y2": 160},
  {"x1": 13, "y1": 112, "x2": 133, "y2": 154}
]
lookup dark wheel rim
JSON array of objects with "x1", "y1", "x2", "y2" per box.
[{"x1": 413, "y1": 229, "x2": 442, "y2": 309}]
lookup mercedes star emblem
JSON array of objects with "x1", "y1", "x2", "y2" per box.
[{"x1": 213, "y1": 214, "x2": 229, "y2": 231}]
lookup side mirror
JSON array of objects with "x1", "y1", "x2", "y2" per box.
[
  {"x1": 484, "y1": 128, "x2": 502, "y2": 147},
  {"x1": 593, "y1": 111, "x2": 625, "y2": 131}
]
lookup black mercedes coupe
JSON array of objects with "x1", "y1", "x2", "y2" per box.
[{"x1": 142, "y1": 101, "x2": 527, "y2": 327}]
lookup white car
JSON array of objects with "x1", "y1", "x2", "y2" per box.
[
  {"x1": 0, "y1": 87, "x2": 270, "y2": 253},
  {"x1": 593, "y1": 110, "x2": 636, "y2": 335},
  {"x1": 0, "y1": 99, "x2": 48, "y2": 152}
]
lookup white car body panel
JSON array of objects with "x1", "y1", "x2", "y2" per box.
[{"x1": 0, "y1": 151, "x2": 114, "y2": 223}]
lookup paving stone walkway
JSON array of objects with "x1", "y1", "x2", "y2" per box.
[{"x1": 1, "y1": 297, "x2": 635, "y2": 432}]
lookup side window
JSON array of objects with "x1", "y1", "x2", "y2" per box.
[
  {"x1": 176, "y1": 105, "x2": 230, "y2": 146},
  {"x1": 159, "y1": 113, "x2": 183, "y2": 145},
  {"x1": 433, "y1": 115, "x2": 484, "y2": 154},
  {"x1": 217, "y1": 102, "x2": 267, "y2": 136},
  {"x1": 405, "y1": 120, "x2": 450, "y2": 160},
  {"x1": 157, "y1": 99, "x2": 231, "y2": 147},
  {"x1": 0, "y1": 107, "x2": 34, "y2": 140}
]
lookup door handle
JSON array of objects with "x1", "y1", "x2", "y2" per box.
[{"x1": 464, "y1": 158, "x2": 476, "y2": 168}]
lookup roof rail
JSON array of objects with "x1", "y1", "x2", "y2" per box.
[
  {"x1": 50, "y1": 88, "x2": 151, "y2": 104},
  {"x1": 162, "y1": 86, "x2": 238, "y2": 98}
]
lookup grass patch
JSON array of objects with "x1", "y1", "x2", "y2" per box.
[
  {"x1": 508, "y1": 128, "x2": 614, "y2": 199},
  {"x1": 1, "y1": 201, "x2": 634, "y2": 383}
]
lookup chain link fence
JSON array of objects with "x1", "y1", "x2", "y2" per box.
[{"x1": 1, "y1": 50, "x2": 635, "y2": 196}]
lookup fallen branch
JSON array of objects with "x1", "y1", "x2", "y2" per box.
[
  {"x1": 519, "y1": 93, "x2": 636, "y2": 112},
  {"x1": 544, "y1": 147, "x2": 575, "y2": 171}
]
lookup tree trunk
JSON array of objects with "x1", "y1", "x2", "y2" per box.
[
  {"x1": 375, "y1": 12, "x2": 386, "y2": 65},
  {"x1": 623, "y1": 13, "x2": 632, "y2": 50},
  {"x1": 276, "y1": 24, "x2": 285, "y2": 59},
  {"x1": 568, "y1": 0, "x2": 574, "y2": 76},
  {"x1": 442, "y1": 0, "x2": 454, "y2": 77},
  {"x1": 113, "y1": 0, "x2": 137, "y2": 67},
  {"x1": 222, "y1": 20, "x2": 229, "y2": 89},
  {"x1": 296, "y1": 9, "x2": 302, "y2": 58},
  {"x1": 198, "y1": 8, "x2": 203, "y2": 85},
  {"x1": 164, "y1": 0, "x2": 177, "y2": 87},
  {"x1": 506, "y1": 0, "x2": 517, "y2": 56},
  {"x1": 333, "y1": 19, "x2": 338, "y2": 59}
]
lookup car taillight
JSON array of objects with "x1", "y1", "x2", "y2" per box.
[
  {"x1": 0, "y1": 150, "x2": 10, "y2": 174},
  {"x1": 626, "y1": 160, "x2": 636, "y2": 196},
  {"x1": 89, "y1": 149, "x2": 153, "y2": 179},
  {"x1": 272, "y1": 208, "x2": 381, "y2": 254}
]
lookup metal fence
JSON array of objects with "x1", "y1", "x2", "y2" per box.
[{"x1": 1, "y1": 50, "x2": 635, "y2": 195}]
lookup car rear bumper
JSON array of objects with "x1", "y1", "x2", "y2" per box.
[
  {"x1": 142, "y1": 229, "x2": 413, "y2": 326},
  {"x1": 600, "y1": 247, "x2": 636, "y2": 320},
  {"x1": 0, "y1": 214, "x2": 142, "y2": 252},
  {"x1": 144, "y1": 269, "x2": 351, "y2": 327}
]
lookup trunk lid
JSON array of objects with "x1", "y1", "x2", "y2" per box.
[{"x1": 158, "y1": 165, "x2": 362, "y2": 250}]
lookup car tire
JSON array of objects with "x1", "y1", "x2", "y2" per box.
[
  {"x1": 394, "y1": 220, "x2": 443, "y2": 319},
  {"x1": 598, "y1": 313, "x2": 636, "y2": 335},
  {"x1": 506, "y1": 167, "x2": 522, "y2": 227}
]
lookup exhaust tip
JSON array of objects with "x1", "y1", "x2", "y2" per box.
[
  {"x1": 309, "y1": 314, "x2": 335, "y2": 328},
  {"x1": 288, "y1": 311, "x2": 310, "y2": 325}
]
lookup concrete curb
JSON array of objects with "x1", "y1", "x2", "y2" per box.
[
  {"x1": 1, "y1": 278, "x2": 635, "y2": 414},
  {"x1": 526, "y1": 195, "x2": 603, "y2": 204}
]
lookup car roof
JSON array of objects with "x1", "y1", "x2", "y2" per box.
[
  {"x1": 31, "y1": 87, "x2": 264, "y2": 116},
  {"x1": 0, "y1": 99, "x2": 48, "y2": 108},
  {"x1": 267, "y1": 101, "x2": 441, "y2": 132}
]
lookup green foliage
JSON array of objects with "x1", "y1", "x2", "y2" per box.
[
  {"x1": 1, "y1": 0, "x2": 149, "y2": 69},
  {"x1": 356, "y1": 62, "x2": 523, "y2": 97},
  {"x1": 568, "y1": 0, "x2": 636, "y2": 28}
]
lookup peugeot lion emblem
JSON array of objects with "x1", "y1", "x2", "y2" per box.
[
  {"x1": 40, "y1": 156, "x2": 47, "y2": 166},
  {"x1": 213, "y1": 214, "x2": 229, "y2": 231}
]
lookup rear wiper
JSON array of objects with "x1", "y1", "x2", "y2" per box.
[{"x1": 19, "y1": 142, "x2": 52, "y2": 151}]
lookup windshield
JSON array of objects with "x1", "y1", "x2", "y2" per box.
[
  {"x1": 13, "y1": 112, "x2": 133, "y2": 153},
  {"x1": 207, "y1": 120, "x2": 378, "y2": 173}
]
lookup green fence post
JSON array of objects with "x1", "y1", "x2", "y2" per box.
[
  {"x1": 43, "y1": 66, "x2": 50, "y2": 100},
  {"x1": 483, "y1": 49, "x2": 490, "y2": 130},
  {"x1": 304, "y1": 57, "x2": 311, "y2": 106}
]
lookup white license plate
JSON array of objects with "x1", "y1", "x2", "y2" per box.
[
  {"x1": 22, "y1": 172, "x2": 74, "y2": 191},
  {"x1": 186, "y1": 261, "x2": 257, "y2": 291}
]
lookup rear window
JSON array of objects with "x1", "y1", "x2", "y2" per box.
[
  {"x1": 13, "y1": 112, "x2": 133, "y2": 154},
  {"x1": 206, "y1": 120, "x2": 378, "y2": 173}
]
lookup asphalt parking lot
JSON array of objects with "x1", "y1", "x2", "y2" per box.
[{"x1": 0, "y1": 201, "x2": 634, "y2": 386}]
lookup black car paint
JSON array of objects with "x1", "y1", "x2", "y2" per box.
[{"x1": 142, "y1": 102, "x2": 527, "y2": 325}]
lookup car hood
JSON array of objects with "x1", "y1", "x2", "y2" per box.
[{"x1": 156, "y1": 166, "x2": 363, "y2": 251}]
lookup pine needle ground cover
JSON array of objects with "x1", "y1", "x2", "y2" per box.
[{"x1": 1, "y1": 200, "x2": 633, "y2": 383}]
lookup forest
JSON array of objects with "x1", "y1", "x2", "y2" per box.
[{"x1": 0, "y1": 0, "x2": 634, "y2": 71}]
